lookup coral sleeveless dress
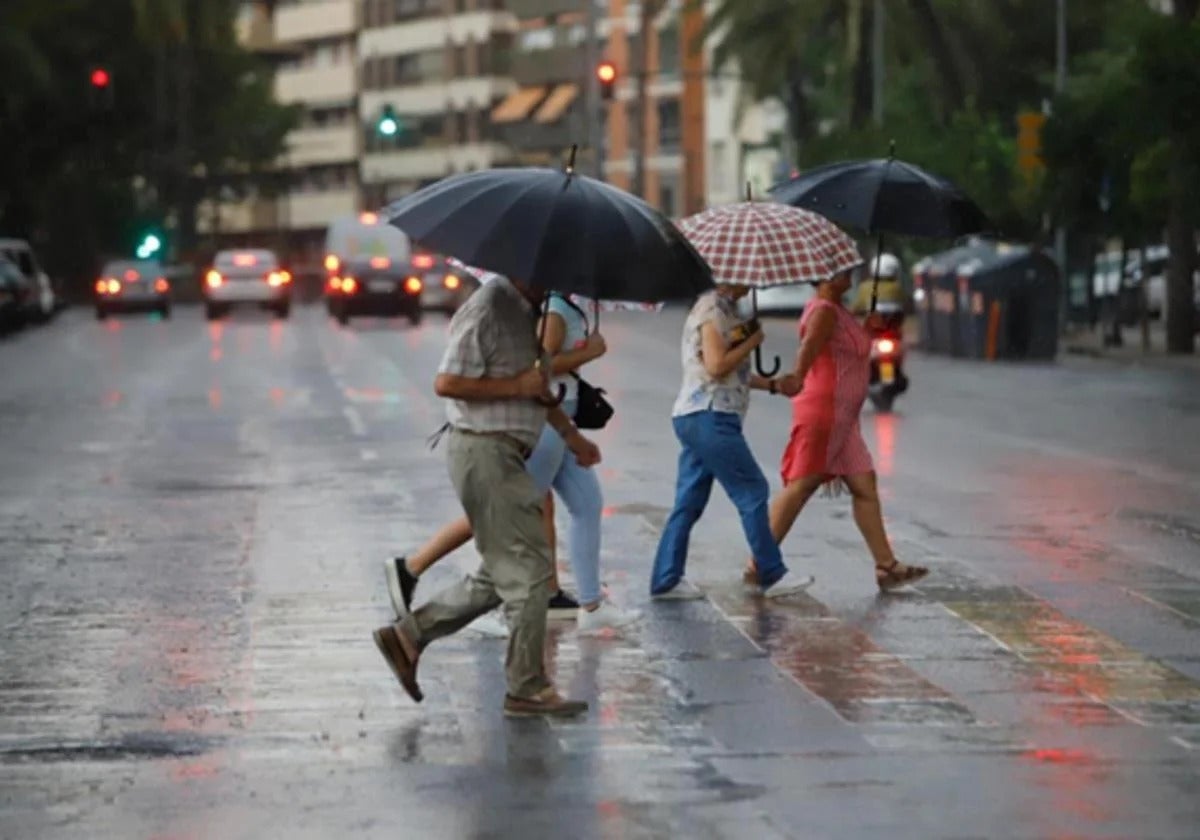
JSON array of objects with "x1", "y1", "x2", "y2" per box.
[{"x1": 780, "y1": 298, "x2": 875, "y2": 484}]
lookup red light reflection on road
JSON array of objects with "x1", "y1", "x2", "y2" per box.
[
  {"x1": 872, "y1": 412, "x2": 896, "y2": 476},
  {"x1": 102, "y1": 390, "x2": 124, "y2": 407},
  {"x1": 208, "y1": 388, "x2": 222, "y2": 410}
]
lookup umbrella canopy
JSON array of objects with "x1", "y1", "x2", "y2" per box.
[
  {"x1": 384, "y1": 164, "x2": 712, "y2": 304},
  {"x1": 770, "y1": 156, "x2": 989, "y2": 239},
  {"x1": 447, "y1": 258, "x2": 663, "y2": 313},
  {"x1": 678, "y1": 202, "x2": 864, "y2": 287}
]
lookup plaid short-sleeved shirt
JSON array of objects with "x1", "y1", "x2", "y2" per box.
[{"x1": 437, "y1": 276, "x2": 547, "y2": 448}]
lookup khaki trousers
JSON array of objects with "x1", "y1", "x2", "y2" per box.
[{"x1": 400, "y1": 430, "x2": 552, "y2": 699}]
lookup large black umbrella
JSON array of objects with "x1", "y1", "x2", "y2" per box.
[
  {"x1": 383, "y1": 149, "x2": 712, "y2": 304},
  {"x1": 770, "y1": 144, "x2": 989, "y2": 310}
]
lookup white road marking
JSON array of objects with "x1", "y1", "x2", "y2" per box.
[
  {"x1": 359, "y1": 449, "x2": 378, "y2": 462},
  {"x1": 342, "y1": 406, "x2": 367, "y2": 437}
]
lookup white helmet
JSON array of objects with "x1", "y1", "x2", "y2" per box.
[{"x1": 870, "y1": 252, "x2": 901, "y2": 279}]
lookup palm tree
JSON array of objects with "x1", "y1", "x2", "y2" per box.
[{"x1": 705, "y1": 0, "x2": 843, "y2": 149}]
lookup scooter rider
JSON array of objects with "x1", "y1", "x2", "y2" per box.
[{"x1": 850, "y1": 253, "x2": 905, "y2": 318}]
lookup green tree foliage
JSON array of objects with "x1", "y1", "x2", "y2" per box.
[
  {"x1": 0, "y1": 0, "x2": 296, "y2": 292},
  {"x1": 1043, "y1": 2, "x2": 1200, "y2": 350}
]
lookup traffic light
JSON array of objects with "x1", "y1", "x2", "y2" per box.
[
  {"x1": 135, "y1": 232, "x2": 162, "y2": 260},
  {"x1": 377, "y1": 105, "x2": 400, "y2": 138},
  {"x1": 596, "y1": 61, "x2": 617, "y2": 102},
  {"x1": 88, "y1": 66, "x2": 114, "y2": 110}
]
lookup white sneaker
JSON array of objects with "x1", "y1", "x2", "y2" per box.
[
  {"x1": 651, "y1": 578, "x2": 705, "y2": 601},
  {"x1": 577, "y1": 600, "x2": 641, "y2": 635},
  {"x1": 467, "y1": 611, "x2": 509, "y2": 638},
  {"x1": 761, "y1": 571, "x2": 816, "y2": 599}
]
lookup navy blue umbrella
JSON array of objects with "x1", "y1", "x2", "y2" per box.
[
  {"x1": 771, "y1": 144, "x2": 989, "y2": 310},
  {"x1": 383, "y1": 149, "x2": 712, "y2": 304}
]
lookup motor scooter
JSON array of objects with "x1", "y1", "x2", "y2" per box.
[{"x1": 868, "y1": 303, "x2": 908, "y2": 412}]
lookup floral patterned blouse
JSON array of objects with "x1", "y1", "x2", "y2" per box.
[{"x1": 671, "y1": 290, "x2": 752, "y2": 419}]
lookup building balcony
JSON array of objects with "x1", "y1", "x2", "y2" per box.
[
  {"x1": 283, "y1": 188, "x2": 360, "y2": 230},
  {"x1": 361, "y1": 142, "x2": 510, "y2": 184},
  {"x1": 506, "y1": 0, "x2": 581, "y2": 20},
  {"x1": 197, "y1": 197, "x2": 281, "y2": 235},
  {"x1": 509, "y1": 46, "x2": 581, "y2": 87},
  {"x1": 360, "y1": 78, "x2": 514, "y2": 117},
  {"x1": 359, "y1": 10, "x2": 515, "y2": 55},
  {"x1": 274, "y1": 0, "x2": 357, "y2": 43},
  {"x1": 275, "y1": 63, "x2": 357, "y2": 104},
  {"x1": 284, "y1": 125, "x2": 359, "y2": 167}
]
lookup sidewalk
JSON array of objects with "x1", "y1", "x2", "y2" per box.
[{"x1": 1061, "y1": 322, "x2": 1200, "y2": 372}]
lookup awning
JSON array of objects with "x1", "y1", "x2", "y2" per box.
[
  {"x1": 533, "y1": 84, "x2": 579, "y2": 124},
  {"x1": 491, "y1": 87, "x2": 547, "y2": 124}
]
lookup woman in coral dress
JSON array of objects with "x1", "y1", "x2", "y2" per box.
[{"x1": 747, "y1": 269, "x2": 928, "y2": 591}]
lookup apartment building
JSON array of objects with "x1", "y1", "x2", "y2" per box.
[
  {"x1": 271, "y1": 0, "x2": 363, "y2": 259},
  {"x1": 210, "y1": 0, "x2": 362, "y2": 265},
  {"x1": 490, "y1": 1, "x2": 781, "y2": 219},
  {"x1": 358, "y1": 1, "x2": 517, "y2": 208},
  {"x1": 487, "y1": 0, "x2": 595, "y2": 170}
]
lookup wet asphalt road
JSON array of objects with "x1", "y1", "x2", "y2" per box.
[{"x1": 1, "y1": 304, "x2": 1199, "y2": 840}]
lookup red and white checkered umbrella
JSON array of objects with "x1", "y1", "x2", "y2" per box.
[
  {"x1": 678, "y1": 202, "x2": 863, "y2": 288},
  {"x1": 447, "y1": 258, "x2": 662, "y2": 312}
]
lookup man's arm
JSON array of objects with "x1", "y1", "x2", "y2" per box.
[
  {"x1": 434, "y1": 370, "x2": 544, "y2": 402},
  {"x1": 435, "y1": 310, "x2": 546, "y2": 402}
]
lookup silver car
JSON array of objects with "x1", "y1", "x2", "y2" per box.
[
  {"x1": 203, "y1": 249, "x2": 292, "y2": 320},
  {"x1": 95, "y1": 259, "x2": 171, "y2": 319}
]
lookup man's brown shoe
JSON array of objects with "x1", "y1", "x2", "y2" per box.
[
  {"x1": 503, "y1": 688, "x2": 588, "y2": 718},
  {"x1": 373, "y1": 624, "x2": 423, "y2": 703}
]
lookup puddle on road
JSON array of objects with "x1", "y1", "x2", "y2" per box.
[
  {"x1": 708, "y1": 587, "x2": 976, "y2": 726},
  {"x1": 0, "y1": 731, "x2": 218, "y2": 764}
]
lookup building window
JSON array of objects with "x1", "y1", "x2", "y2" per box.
[
  {"x1": 518, "y1": 28, "x2": 555, "y2": 52},
  {"x1": 657, "y1": 99, "x2": 681, "y2": 153},
  {"x1": 365, "y1": 112, "x2": 449, "y2": 152},
  {"x1": 710, "y1": 140, "x2": 728, "y2": 194},
  {"x1": 658, "y1": 22, "x2": 680, "y2": 79},
  {"x1": 659, "y1": 180, "x2": 677, "y2": 218}
]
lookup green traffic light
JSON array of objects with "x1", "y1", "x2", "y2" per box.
[
  {"x1": 377, "y1": 105, "x2": 400, "y2": 138},
  {"x1": 136, "y1": 233, "x2": 162, "y2": 259}
]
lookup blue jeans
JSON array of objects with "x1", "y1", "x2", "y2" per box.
[
  {"x1": 651, "y1": 410, "x2": 787, "y2": 594},
  {"x1": 525, "y1": 406, "x2": 604, "y2": 605}
]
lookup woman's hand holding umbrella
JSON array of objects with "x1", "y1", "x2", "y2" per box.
[{"x1": 678, "y1": 197, "x2": 864, "y2": 377}]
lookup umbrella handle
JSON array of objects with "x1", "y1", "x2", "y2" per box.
[
  {"x1": 536, "y1": 383, "x2": 568, "y2": 408},
  {"x1": 754, "y1": 345, "x2": 781, "y2": 377}
]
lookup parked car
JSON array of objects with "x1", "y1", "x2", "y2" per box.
[
  {"x1": 0, "y1": 238, "x2": 57, "y2": 321},
  {"x1": 0, "y1": 255, "x2": 31, "y2": 331},
  {"x1": 94, "y1": 259, "x2": 172, "y2": 319},
  {"x1": 203, "y1": 249, "x2": 292, "y2": 320},
  {"x1": 738, "y1": 283, "x2": 814, "y2": 317}
]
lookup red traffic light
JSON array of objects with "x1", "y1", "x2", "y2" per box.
[
  {"x1": 596, "y1": 62, "x2": 617, "y2": 84},
  {"x1": 90, "y1": 68, "x2": 111, "y2": 88}
]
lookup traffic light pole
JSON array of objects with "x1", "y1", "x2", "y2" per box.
[{"x1": 584, "y1": 0, "x2": 603, "y2": 180}]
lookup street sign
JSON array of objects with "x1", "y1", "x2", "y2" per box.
[{"x1": 1016, "y1": 111, "x2": 1047, "y2": 178}]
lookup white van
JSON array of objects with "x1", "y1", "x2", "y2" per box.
[{"x1": 0, "y1": 238, "x2": 56, "y2": 320}]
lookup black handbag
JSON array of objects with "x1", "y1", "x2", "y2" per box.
[
  {"x1": 556, "y1": 294, "x2": 614, "y2": 430},
  {"x1": 571, "y1": 373, "x2": 614, "y2": 430}
]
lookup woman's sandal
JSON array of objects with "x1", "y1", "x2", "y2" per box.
[{"x1": 875, "y1": 559, "x2": 928, "y2": 592}]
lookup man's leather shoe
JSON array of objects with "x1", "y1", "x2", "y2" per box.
[
  {"x1": 373, "y1": 624, "x2": 423, "y2": 703},
  {"x1": 503, "y1": 687, "x2": 587, "y2": 718}
]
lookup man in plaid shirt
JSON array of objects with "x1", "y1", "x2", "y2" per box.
[{"x1": 373, "y1": 274, "x2": 600, "y2": 718}]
